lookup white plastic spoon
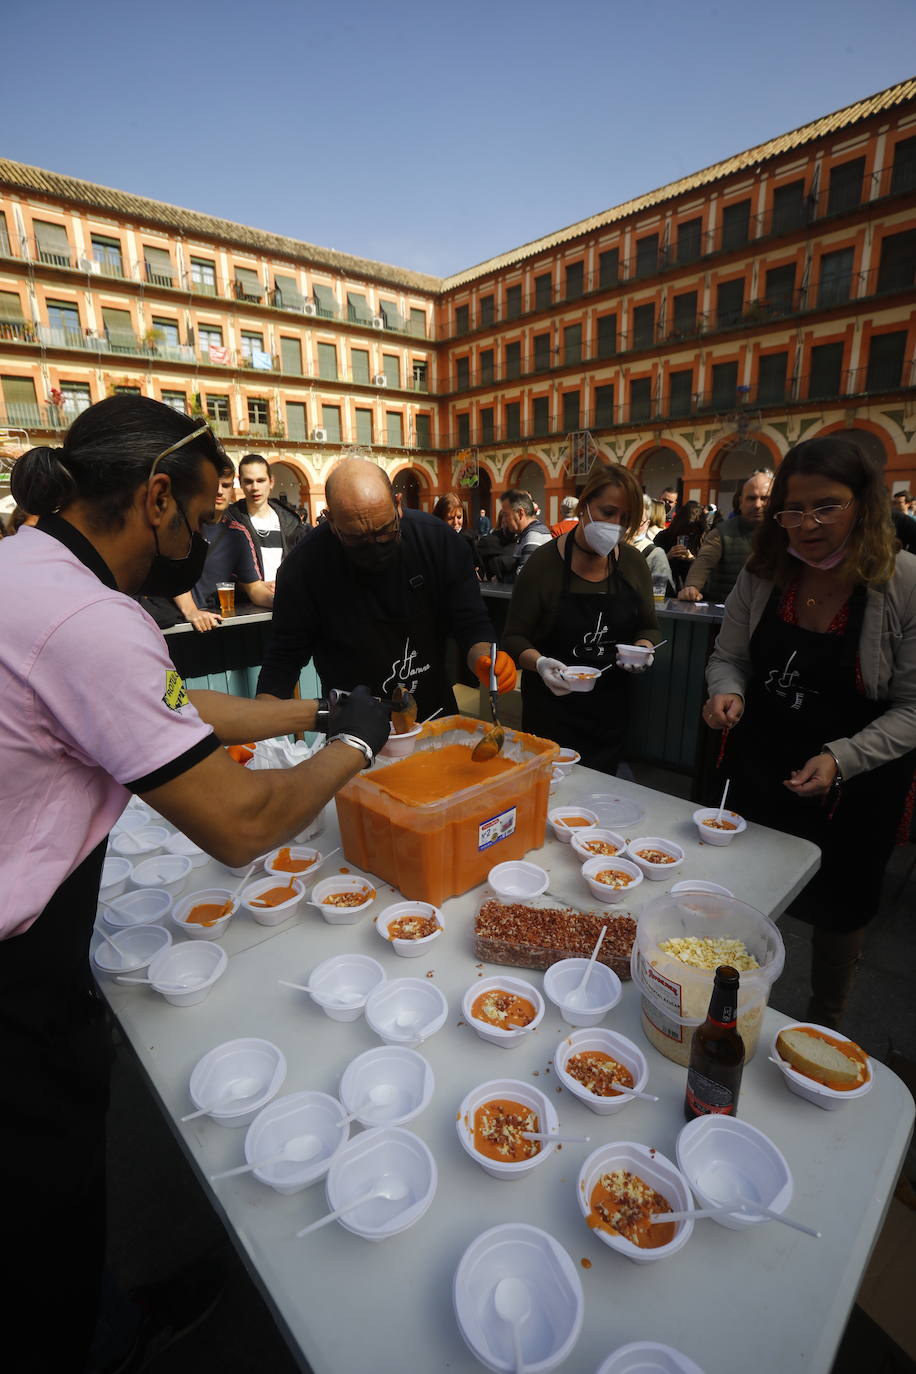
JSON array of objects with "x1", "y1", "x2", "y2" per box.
[
  {"x1": 609, "y1": 1081, "x2": 659, "y2": 1102},
  {"x1": 209, "y1": 1133, "x2": 326, "y2": 1181},
  {"x1": 521, "y1": 1131, "x2": 590, "y2": 1144},
  {"x1": 562, "y1": 925, "x2": 607, "y2": 1010},
  {"x1": 116, "y1": 973, "x2": 195, "y2": 991},
  {"x1": 494, "y1": 1276, "x2": 531, "y2": 1374},
  {"x1": 654, "y1": 1203, "x2": 820, "y2": 1237},
  {"x1": 180, "y1": 1076, "x2": 262, "y2": 1123},
  {"x1": 716, "y1": 777, "x2": 731, "y2": 823},
  {"x1": 419, "y1": 707, "x2": 444, "y2": 726},
  {"x1": 277, "y1": 978, "x2": 362, "y2": 1006},
  {"x1": 334, "y1": 1083, "x2": 397, "y2": 1127},
  {"x1": 92, "y1": 923, "x2": 142, "y2": 971},
  {"x1": 303, "y1": 847, "x2": 340, "y2": 881},
  {"x1": 295, "y1": 1175, "x2": 410, "y2": 1237}
]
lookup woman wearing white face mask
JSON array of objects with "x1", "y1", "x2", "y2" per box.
[
  {"x1": 503, "y1": 464, "x2": 661, "y2": 773},
  {"x1": 704, "y1": 437, "x2": 916, "y2": 1028}
]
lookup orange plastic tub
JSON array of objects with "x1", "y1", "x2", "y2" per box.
[{"x1": 335, "y1": 717, "x2": 559, "y2": 904}]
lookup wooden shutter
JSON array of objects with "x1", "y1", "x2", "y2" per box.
[
  {"x1": 382, "y1": 355, "x2": 401, "y2": 388},
  {"x1": 351, "y1": 349, "x2": 370, "y2": 384},
  {"x1": 286, "y1": 402, "x2": 307, "y2": 441},
  {"x1": 280, "y1": 336, "x2": 303, "y2": 374}
]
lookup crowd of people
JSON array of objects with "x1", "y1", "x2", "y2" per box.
[{"x1": 1, "y1": 393, "x2": 915, "y2": 1371}]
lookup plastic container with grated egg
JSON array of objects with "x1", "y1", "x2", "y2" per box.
[{"x1": 630, "y1": 892, "x2": 784, "y2": 1066}]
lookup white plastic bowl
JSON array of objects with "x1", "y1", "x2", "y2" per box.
[
  {"x1": 377, "y1": 723, "x2": 422, "y2": 759},
  {"x1": 263, "y1": 845, "x2": 321, "y2": 880},
  {"x1": 306, "y1": 953, "x2": 386, "y2": 1022},
  {"x1": 310, "y1": 874, "x2": 376, "y2": 924},
  {"x1": 147, "y1": 940, "x2": 227, "y2": 1007},
  {"x1": 92, "y1": 923, "x2": 172, "y2": 977},
  {"x1": 595, "y1": 1343, "x2": 705, "y2": 1374},
  {"x1": 100, "y1": 856, "x2": 133, "y2": 901},
  {"x1": 111, "y1": 826, "x2": 169, "y2": 859},
  {"x1": 560, "y1": 665, "x2": 601, "y2": 693},
  {"x1": 581, "y1": 855, "x2": 643, "y2": 904},
  {"x1": 554, "y1": 748, "x2": 581, "y2": 774},
  {"x1": 454, "y1": 1223, "x2": 584, "y2": 1374},
  {"x1": 769, "y1": 1021, "x2": 874, "y2": 1109},
  {"x1": 365, "y1": 977, "x2": 448, "y2": 1047},
  {"x1": 692, "y1": 807, "x2": 747, "y2": 847},
  {"x1": 113, "y1": 800, "x2": 152, "y2": 834},
  {"x1": 487, "y1": 860, "x2": 549, "y2": 899},
  {"x1": 670, "y1": 880, "x2": 734, "y2": 898},
  {"x1": 100, "y1": 887, "x2": 172, "y2": 929},
  {"x1": 339, "y1": 1046, "x2": 434, "y2": 1128},
  {"x1": 171, "y1": 888, "x2": 237, "y2": 940},
  {"x1": 626, "y1": 836, "x2": 685, "y2": 880},
  {"x1": 457, "y1": 1078, "x2": 559, "y2": 1180},
  {"x1": 221, "y1": 851, "x2": 270, "y2": 878},
  {"x1": 570, "y1": 828, "x2": 629, "y2": 864},
  {"x1": 543, "y1": 959, "x2": 622, "y2": 1026},
  {"x1": 188, "y1": 1037, "x2": 287, "y2": 1128},
  {"x1": 323, "y1": 1126, "x2": 437, "y2": 1240},
  {"x1": 375, "y1": 901, "x2": 444, "y2": 958},
  {"x1": 577, "y1": 1141, "x2": 693, "y2": 1262},
  {"x1": 554, "y1": 1028, "x2": 649, "y2": 1116},
  {"x1": 130, "y1": 854, "x2": 192, "y2": 896},
  {"x1": 463, "y1": 975, "x2": 545, "y2": 1047},
  {"x1": 164, "y1": 832, "x2": 208, "y2": 867},
  {"x1": 245, "y1": 1091, "x2": 349, "y2": 1194},
  {"x1": 548, "y1": 806, "x2": 600, "y2": 843},
  {"x1": 239, "y1": 874, "x2": 305, "y2": 926},
  {"x1": 615, "y1": 643, "x2": 656, "y2": 667},
  {"x1": 676, "y1": 1114, "x2": 793, "y2": 1230}
]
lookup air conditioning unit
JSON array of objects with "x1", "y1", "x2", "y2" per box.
[
  {"x1": 312, "y1": 427, "x2": 328, "y2": 442},
  {"x1": 371, "y1": 316, "x2": 384, "y2": 329},
  {"x1": 373, "y1": 373, "x2": 388, "y2": 387},
  {"x1": 303, "y1": 301, "x2": 318, "y2": 316}
]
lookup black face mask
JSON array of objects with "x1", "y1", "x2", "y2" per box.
[
  {"x1": 140, "y1": 499, "x2": 209, "y2": 597},
  {"x1": 343, "y1": 538, "x2": 401, "y2": 574}
]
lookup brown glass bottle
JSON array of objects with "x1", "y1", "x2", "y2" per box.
[{"x1": 684, "y1": 965, "x2": 745, "y2": 1120}]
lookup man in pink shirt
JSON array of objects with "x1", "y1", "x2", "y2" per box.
[{"x1": 0, "y1": 395, "x2": 390, "y2": 1371}]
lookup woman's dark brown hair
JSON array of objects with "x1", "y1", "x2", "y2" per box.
[
  {"x1": 747, "y1": 437, "x2": 897, "y2": 587},
  {"x1": 576, "y1": 463, "x2": 644, "y2": 543}
]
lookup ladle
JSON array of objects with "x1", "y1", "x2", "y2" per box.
[
  {"x1": 333, "y1": 1083, "x2": 397, "y2": 1127},
  {"x1": 295, "y1": 1175, "x2": 410, "y2": 1237},
  {"x1": 390, "y1": 685, "x2": 418, "y2": 734},
  {"x1": 180, "y1": 1076, "x2": 262, "y2": 1122},
  {"x1": 209, "y1": 1132, "x2": 326, "y2": 1181},
  {"x1": 471, "y1": 641, "x2": 505, "y2": 763},
  {"x1": 494, "y1": 1276, "x2": 531, "y2": 1374}
]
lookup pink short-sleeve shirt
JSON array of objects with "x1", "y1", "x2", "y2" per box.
[{"x1": 0, "y1": 523, "x2": 218, "y2": 936}]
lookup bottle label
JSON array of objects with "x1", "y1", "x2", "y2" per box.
[{"x1": 685, "y1": 1068, "x2": 736, "y2": 1115}]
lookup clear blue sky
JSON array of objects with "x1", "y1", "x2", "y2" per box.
[{"x1": 5, "y1": 0, "x2": 914, "y2": 277}]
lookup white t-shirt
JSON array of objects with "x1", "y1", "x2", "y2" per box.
[{"x1": 249, "y1": 506, "x2": 283, "y2": 581}]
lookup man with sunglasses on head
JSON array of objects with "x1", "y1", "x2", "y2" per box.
[
  {"x1": 0, "y1": 398, "x2": 391, "y2": 1373},
  {"x1": 256, "y1": 458, "x2": 515, "y2": 720}
]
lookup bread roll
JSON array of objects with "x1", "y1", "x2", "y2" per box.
[{"x1": 776, "y1": 1027, "x2": 864, "y2": 1089}]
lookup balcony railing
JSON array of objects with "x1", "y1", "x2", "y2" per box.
[{"x1": 0, "y1": 318, "x2": 36, "y2": 343}]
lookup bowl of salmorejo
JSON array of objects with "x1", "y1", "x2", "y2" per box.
[
  {"x1": 560, "y1": 665, "x2": 601, "y2": 692},
  {"x1": 570, "y1": 828, "x2": 629, "y2": 864},
  {"x1": 462, "y1": 975, "x2": 545, "y2": 1046},
  {"x1": 770, "y1": 1022, "x2": 873, "y2": 1108},
  {"x1": 577, "y1": 1141, "x2": 694, "y2": 1262},
  {"x1": 263, "y1": 845, "x2": 321, "y2": 878},
  {"x1": 310, "y1": 875, "x2": 377, "y2": 925},
  {"x1": 692, "y1": 808, "x2": 747, "y2": 847},
  {"x1": 240, "y1": 875, "x2": 306, "y2": 926},
  {"x1": 456, "y1": 1078, "x2": 559, "y2": 1179},
  {"x1": 626, "y1": 837, "x2": 685, "y2": 880},
  {"x1": 548, "y1": 806, "x2": 601, "y2": 843},
  {"x1": 554, "y1": 1028, "x2": 649, "y2": 1114},
  {"x1": 375, "y1": 901, "x2": 444, "y2": 957},
  {"x1": 581, "y1": 856, "x2": 644, "y2": 905}
]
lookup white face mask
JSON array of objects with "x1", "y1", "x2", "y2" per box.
[{"x1": 582, "y1": 507, "x2": 623, "y2": 557}]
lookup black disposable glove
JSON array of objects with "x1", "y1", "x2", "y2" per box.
[{"x1": 327, "y1": 685, "x2": 392, "y2": 760}]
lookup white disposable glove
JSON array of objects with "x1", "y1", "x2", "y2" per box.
[
  {"x1": 535, "y1": 656, "x2": 572, "y2": 696},
  {"x1": 615, "y1": 648, "x2": 655, "y2": 674}
]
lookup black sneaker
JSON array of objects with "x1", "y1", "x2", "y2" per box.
[{"x1": 96, "y1": 1262, "x2": 227, "y2": 1374}]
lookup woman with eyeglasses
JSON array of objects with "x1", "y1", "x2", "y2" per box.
[
  {"x1": 503, "y1": 464, "x2": 662, "y2": 774},
  {"x1": 703, "y1": 437, "x2": 916, "y2": 1028},
  {"x1": 0, "y1": 395, "x2": 391, "y2": 1369}
]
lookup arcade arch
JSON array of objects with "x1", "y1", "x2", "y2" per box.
[
  {"x1": 506, "y1": 457, "x2": 547, "y2": 516},
  {"x1": 632, "y1": 446, "x2": 685, "y2": 502}
]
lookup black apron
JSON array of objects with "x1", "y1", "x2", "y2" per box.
[
  {"x1": 521, "y1": 537, "x2": 642, "y2": 774},
  {"x1": 316, "y1": 554, "x2": 458, "y2": 720},
  {"x1": 721, "y1": 585, "x2": 915, "y2": 930}
]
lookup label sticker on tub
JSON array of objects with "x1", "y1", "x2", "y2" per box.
[
  {"x1": 636, "y1": 951, "x2": 685, "y2": 1020},
  {"x1": 478, "y1": 807, "x2": 517, "y2": 851}
]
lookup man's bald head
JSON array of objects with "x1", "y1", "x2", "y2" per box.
[{"x1": 326, "y1": 459, "x2": 399, "y2": 546}]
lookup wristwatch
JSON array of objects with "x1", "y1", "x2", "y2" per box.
[
  {"x1": 328, "y1": 732, "x2": 374, "y2": 768},
  {"x1": 315, "y1": 696, "x2": 331, "y2": 735}
]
